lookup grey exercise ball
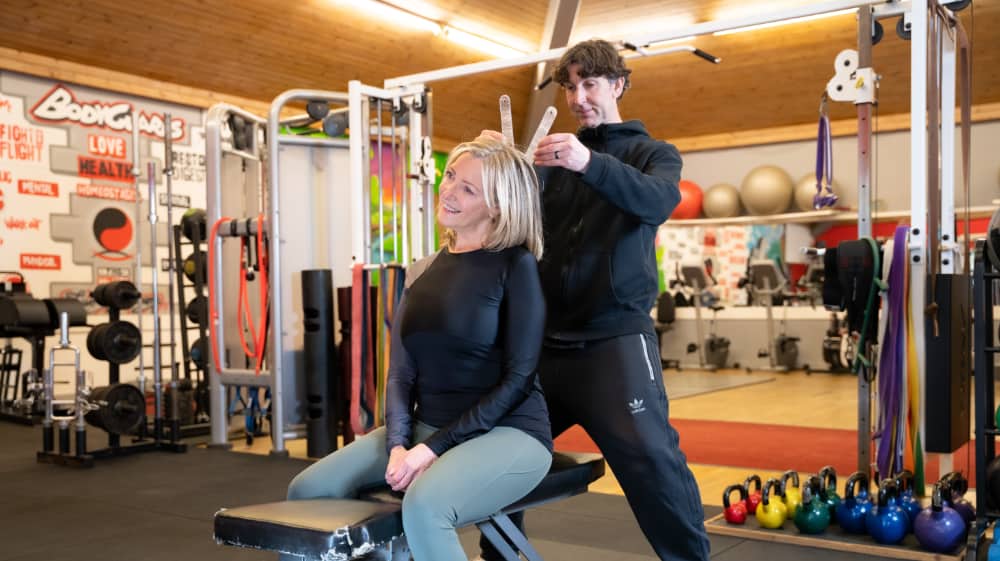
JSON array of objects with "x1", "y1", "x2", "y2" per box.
[
  {"x1": 794, "y1": 174, "x2": 841, "y2": 211},
  {"x1": 703, "y1": 183, "x2": 742, "y2": 218},
  {"x1": 740, "y1": 165, "x2": 794, "y2": 215}
]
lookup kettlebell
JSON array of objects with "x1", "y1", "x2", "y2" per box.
[
  {"x1": 866, "y1": 480, "x2": 909, "y2": 545},
  {"x1": 818, "y1": 465, "x2": 842, "y2": 522},
  {"x1": 913, "y1": 483, "x2": 966, "y2": 553},
  {"x1": 894, "y1": 470, "x2": 922, "y2": 523},
  {"x1": 743, "y1": 474, "x2": 762, "y2": 514},
  {"x1": 939, "y1": 472, "x2": 975, "y2": 528},
  {"x1": 723, "y1": 484, "x2": 748, "y2": 525},
  {"x1": 781, "y1": 470, "x2": 802, "y2": 518},
  {"x1": 756, "y1": 478, "x2": 787, "y2": 529},
  {"x1": 836, "y1": 471, "x2": 872, "y2": 534},
  {"x1": 793, "y1": 476, "x2": 831, "y2": 534}
]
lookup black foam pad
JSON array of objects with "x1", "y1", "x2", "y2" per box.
[{"x1": 214, "y1": 499, "x2": 402, "y2": 559}]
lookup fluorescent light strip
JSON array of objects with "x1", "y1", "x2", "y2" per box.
[
  {"x1": 713, "y1": 7, "x2": 857, "y2": 36},
  {"x1": 353, "y1": 0, "x2": 525, "y2": 58},
  {"x1": 443, "y1": 26, "x2": 525, "y2": 58},
  {"x1": 354, "y1": 0, "x2": 442, "y2": 34}
]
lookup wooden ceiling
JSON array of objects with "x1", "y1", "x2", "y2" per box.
[{"x1": 1, "y1": 0, "x2": 997, "y2": 150}]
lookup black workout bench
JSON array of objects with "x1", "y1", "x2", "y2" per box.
[{"x1": 214, "y1": 451, "x2": 605, "y2": 561}]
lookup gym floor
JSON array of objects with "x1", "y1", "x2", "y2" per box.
[{"x1": 0, "y1": 369, "x2": 966, "y2": 560}]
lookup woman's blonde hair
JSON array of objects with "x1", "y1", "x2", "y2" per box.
[{"x1": 440, "y1": 136, "x2": 544, "y2": 260}]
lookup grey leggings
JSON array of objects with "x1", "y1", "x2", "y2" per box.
[{"x1": 285, "y1": 422, "x2": 551, "y2": 561}]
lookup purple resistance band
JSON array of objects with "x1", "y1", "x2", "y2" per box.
[
  {"x1": 875, "y1": 226, "x2": 909, "y2": 476},
  {"x1": 814, "y1": 110, "x2": 839, "y2": 209}
]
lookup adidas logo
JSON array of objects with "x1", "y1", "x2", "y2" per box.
[{"x1": 628, "y1": 398, "x2": 645, "y2": 415}]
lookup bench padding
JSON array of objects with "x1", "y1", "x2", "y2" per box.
[
  {"x1": 214, "y1": 452, "x2": 605, "y2": 560},
  {"x1": 214, "y1": 499, "x2": 403, "y2": 559}
]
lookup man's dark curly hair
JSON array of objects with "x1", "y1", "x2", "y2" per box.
[{"x1": 552, "y1": 39, "x2": 631, "y2": 99}]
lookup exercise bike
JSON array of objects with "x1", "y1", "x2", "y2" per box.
[
  {"x1": 746, "y1": 259, "x2": 799, "y2": 372},
  {"x1": 796, "y1": 261, "x2": 852, "y2": 374},
  {"x1": 677, "y1": 262, "x2": 731, "y2": 371}
]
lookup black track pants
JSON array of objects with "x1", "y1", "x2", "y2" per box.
[{"x1": 482, "y1": 332, "x2": 710, "y2": 561}]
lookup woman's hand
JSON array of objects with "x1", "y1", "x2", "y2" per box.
[{"x1": 385, "y1": 444, "x2": 438, "y2": 491}]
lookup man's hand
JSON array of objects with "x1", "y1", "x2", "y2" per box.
[
  {"x1": 384, "y1": 444, "x2": 438, "y2": 491},
  {"x1": 534, "y1": 133, "x2": 590, "y2": 173}
]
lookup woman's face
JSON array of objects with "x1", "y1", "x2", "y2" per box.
[{"x1": 437, "y1": 153, "x2": 495, "y2": 244}]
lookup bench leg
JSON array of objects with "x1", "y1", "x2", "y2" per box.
[
  {"x1": 491, "y1": 513, "x2": 543, "y2": 561},
  {"x1": 477, "y1": 512, "x2": 544, "y2": 561}
]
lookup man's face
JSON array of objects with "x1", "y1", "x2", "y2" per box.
[{"x1": 562, "y1": 62, "x2": 624, "y2": 128}]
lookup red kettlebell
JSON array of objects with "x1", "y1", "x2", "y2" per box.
[
  {"x1": 723, "y1": 484, "x2": 749, "y2": 524},
  {"x1": 743, "y1": 474, "x2": 763, "y2": 514}
]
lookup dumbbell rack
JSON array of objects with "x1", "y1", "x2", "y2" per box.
[
  {"x1": 172, "y1": 222, "x2": 211, "y2": 437},
  {"x1": 971, "y1": 238, "x2": 999, "y2": 559}
]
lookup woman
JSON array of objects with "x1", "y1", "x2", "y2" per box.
[{"x1": 285, "y1": 136, "x2": 551, "y2": 561}]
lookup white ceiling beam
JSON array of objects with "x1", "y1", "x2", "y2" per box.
[{"x1": 520, "y1": 0, "x2": 580, "y2": 147}]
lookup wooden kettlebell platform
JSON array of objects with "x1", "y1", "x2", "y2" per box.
[{"x1": 705, "y1": 513, "x2": 965, "y2": 561}]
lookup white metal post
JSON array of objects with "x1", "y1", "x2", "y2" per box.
[
  {"x1": 909, "y1": 0, "x2": 928, "y2": 477},
  {"x1": 940, "y1": 22, "x2": 957, "y2": 274}
]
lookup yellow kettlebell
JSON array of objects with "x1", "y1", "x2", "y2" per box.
[
  {"x1": 782, "y1": 470, "x2": 802, "y2": 518},
  {"x1": 756, "y1": 478, "x2": 788, "y2": 529}
]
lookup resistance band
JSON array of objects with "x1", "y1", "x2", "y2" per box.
[
  {"x1": 350, "y1": 264, "x2": 367, "y2": 435},
  {"x1": 875, "y1": 227, "x2": 905, "y2": 478},
  {"x1": 813, "y1": 95, "x2": 838, "y2": 209}
]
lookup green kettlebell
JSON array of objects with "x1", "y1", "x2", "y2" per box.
[
  {"x1": 819, "y1": 465, "x2": 842, "y2": 522},
  {"x1": 756, "y1": 478, "x2": 787, "y2": 529},
  {"x1": 794, "y1": 475, "x2": 832, "y2": 534},
  {"x1": 782, "y1": 470, "x2": 802, "y2": 517}
]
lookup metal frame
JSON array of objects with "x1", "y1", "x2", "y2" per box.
[
  {"x1": 205, "y1": 104, "x2": 272, "y2": 449},
  {"x1": 382, "y1": 0, "x2": 970, "y2": 487},
  {"x1": 206, "y1": 83, "x2": 433, "y2": 454}
]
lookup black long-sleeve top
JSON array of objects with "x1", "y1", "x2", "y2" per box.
[
  {"x1": 384, "y1": 246, "x2": 552, "y2": 457},
  {"x1": 537, "y1": 120, "x2": 682, "y2": 340}
]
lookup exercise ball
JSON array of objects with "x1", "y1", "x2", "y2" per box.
[
  {"x1": 794, "y1": 174, "x2": 841, "y2": 212},
  {"x1": 740, "y1": 165, "x2": 794, "y2": 215},
  {"x1": 703, "y1": 183, "x2": 741, "y2": 218},
  {"x1": 671, "y1": 180, "x2": 703, "y2": 219}
]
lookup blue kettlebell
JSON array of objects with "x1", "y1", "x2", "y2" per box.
[
  {"x1": 837, "y1": 471, "x2": 871, "y2": 534},
  {"x1": 866, "y1": 480, "x2": 909, "y2": 545},
  {"x1": 894, "y1": 470, "x2": 923, "y2": 523},
  {"x1": 913, "y1": 483, "x2": 966, "y2": 553},
  {"x1": 818, "y1": 465, "x2": 841, "y2": 522}
]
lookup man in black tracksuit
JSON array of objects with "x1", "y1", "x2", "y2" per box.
[{"x1": 482, "y1": 39, "x2": 710, "y2": 561}]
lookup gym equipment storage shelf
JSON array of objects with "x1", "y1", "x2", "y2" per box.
[
  {"x1": 668, "y1": 205, "x2": 997, "y2": 227},
  {"x1": 705, "y1": 513, "x2": 964, "y2": 561}
]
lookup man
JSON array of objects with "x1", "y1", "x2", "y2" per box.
[{"x1": 481, "y1": 39, "x2": 710, "y2": 561}]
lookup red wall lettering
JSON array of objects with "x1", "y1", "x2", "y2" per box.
[
  {"x1": 20, "y1": 253, "x2": 61, "y2": 270},
  {"x1": 18, "y1": 179, "x2": 59, "y2": 197},
  {"x1": 77, "y1": 155, "x2": 134, "y2": 183},
  {"x1": 87, "y1": 134, "x2": 127, "y2": 159}
]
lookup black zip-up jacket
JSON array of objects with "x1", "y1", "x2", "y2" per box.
[{"x1": 539, "y1": 120, "x2": 682, "y2": 340}]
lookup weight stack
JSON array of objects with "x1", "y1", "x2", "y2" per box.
[
  {"x1": 924, "y1": 273, "x2": 971, "y2": 453},
  {"x1": 301, "y1": 270, "x2": 339, "y2": 458}
]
